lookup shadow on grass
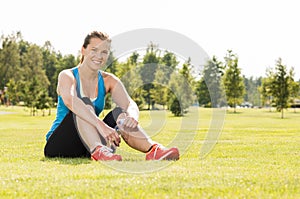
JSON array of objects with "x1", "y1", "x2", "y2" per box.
[
  {"x1": 39, "y1": 156, "x2": 180, "y2": 173},
  {"x1": 40, "y1": 157, "x2": 92, "y2": 165}
]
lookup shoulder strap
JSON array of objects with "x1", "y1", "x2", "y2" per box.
[{"x1": 71, "y1": 67, "x2": 81, "y2": 98}]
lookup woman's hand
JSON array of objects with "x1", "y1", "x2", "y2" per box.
[
  {"x1": 122, "y1": 115, "x2": 138, "y2": 129},
  {"x1": 97, "y1": 123, "x2": 121, "y2": 147},
  {"x1": 117, "y1": 113, "x2": 138, "y2": 129}
]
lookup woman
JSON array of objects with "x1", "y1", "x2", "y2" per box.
[{"x1": 44, "y1": 31, "x2": 179, "y2": 161}]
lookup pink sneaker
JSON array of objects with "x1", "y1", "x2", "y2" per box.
[
  {"x1": 91, "y1": 145, "x2": 122, "y2": 161},
  {"x1": 146, "y1": 144, "x2": 179, "y2": 161}
]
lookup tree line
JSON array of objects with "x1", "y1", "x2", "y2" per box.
[
  {"x1": 196, "y1": 50, "x2": 300, "y2": 118},
  {"x1": 0, "y1": 32, "x2": 299, "y2": 117},
  {"x1": 0, "y1": 32, "x2": 79, "y2": 115}
]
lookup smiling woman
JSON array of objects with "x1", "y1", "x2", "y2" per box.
[
  {"x1": 79, "y1": 31, "x2": 111, "y2": 66},
  {"x1": 43, "y1": 30, "x2": 180, "y2": 162}
]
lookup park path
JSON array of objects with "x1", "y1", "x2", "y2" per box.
[{"x1": 0, "y1": 111, "x2": 14, "y2": 115}]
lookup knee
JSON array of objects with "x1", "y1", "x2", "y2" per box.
[
  {"x1": 113, "y1": 107, "x2": 126, "y2": 122},
  {"x1": 81, "y1": 97, "x2": 95, "y2": 111}
]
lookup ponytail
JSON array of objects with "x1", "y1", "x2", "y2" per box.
[{"x1": 80, "y1": 55, "x2": 84, "y2": 64}]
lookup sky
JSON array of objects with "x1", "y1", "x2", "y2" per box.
[{"x1": 1, "y1": 0, "x2": 299, "y2": 80}]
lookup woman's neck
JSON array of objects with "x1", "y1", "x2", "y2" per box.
[{"x1": 78, "y1": 63, "x2": 98, "y2": 80}]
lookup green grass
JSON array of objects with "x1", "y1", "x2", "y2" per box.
[{"x1": 0, "y1": 106, "x2": 299, "y2": 198}]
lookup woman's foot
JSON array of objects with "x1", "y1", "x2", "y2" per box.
[
  {"x1": 146, "y1": 144, "x2": 179, "y2": 161},
  {"x1": 91, "y1": 145, "x2": 122, "y2": 161}
]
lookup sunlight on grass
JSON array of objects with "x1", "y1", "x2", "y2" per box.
[{"x1": 0, "y1": 106, "x2": 299, "y2": 198}]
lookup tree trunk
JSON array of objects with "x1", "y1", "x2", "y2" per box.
[{"x1": 234, "y1": 101, "x2": 237, "y2": 113}]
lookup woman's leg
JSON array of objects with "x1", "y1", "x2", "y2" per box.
[
  {"x1": 44, "y1": 112, "x2": 90, "y2": 158},
  {"x1": 116, "y1": 113, "x2": 154, "y2": 153},
  {"x1": 99, "y1": 107, "x2": 179, "y2": 160},
  {"x1": 73, "y1": 97, "x2": 106, "y2": 153},
  {"x1": 115, "y1": 113, "x2": 180, "y2": 160},
  {"x1": 113, "y1": 112, "x2": 179, "y2": 161},
  {"x1": 69, "y1": 98, "x2": 122, "y2": 161},
  {"x1": 121, "y1": 126, "x2": 154, "y2": 152},
  {"x1": 103, "y1": 108, "x2": 153, "y2": 152},
  {"x1": 44, "y1": 98, "x2": 106, "y2": 158}
]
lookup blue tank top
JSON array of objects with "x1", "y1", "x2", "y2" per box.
[{"x1": 45, "y1": 67, "x2": 106, "y2": 141}]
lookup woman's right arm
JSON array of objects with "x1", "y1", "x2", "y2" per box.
[{"x1": 57, "y1": 70, "x2": 120, "y2": 144}]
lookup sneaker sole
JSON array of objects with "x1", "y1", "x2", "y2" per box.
[
  {"x1": 163, "y1": 150, "x2": 180, "y2": 161},
  {"x1": 157, "y1": 149, "x2": 179, "y2": 161},
  {"x1": 91, "y1": 156, "x2": 122, "y2": 161}
]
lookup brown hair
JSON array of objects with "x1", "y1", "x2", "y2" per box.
[{"x1": 80, "y1": 31, "x2": 111, "y2": 64}]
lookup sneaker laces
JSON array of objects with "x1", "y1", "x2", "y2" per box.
[
  {"x1": 152, "y1": 144, "x2": 165, "y2": 157},
  {"x1": 98, "y1": 145, "x2": 114, "y2": 157},
  {"x1": 151, "y1": 144, "x2": 173, "y2": 160},
  {"x1": 152, "y1": 146, "x2": 159, "y2": 158}
]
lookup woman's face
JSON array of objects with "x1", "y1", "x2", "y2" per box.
[{"x1": 82, "y1": 37, "x2": 110, "y2": 70}]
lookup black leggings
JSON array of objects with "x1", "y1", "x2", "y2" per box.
[{"x1": 44, "y1": 107, "x2": 123, "y2": 158}]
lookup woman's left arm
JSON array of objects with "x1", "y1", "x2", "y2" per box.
[{"x1": 104, "y1": 72, "x2": 139, "y2": 128}]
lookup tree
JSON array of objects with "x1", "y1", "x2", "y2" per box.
[
  {"x1": 179, "y1": 58, "x2": 195, "y2": 109},
  {"x1": 168, "y1": 58, "x2": 194, "y2": 116},
  {"x1": 267, "y1": 58, "x2": 291, "y2": 118},
  {"x1": 151, "y1": 68, "x2": 169, "y2": 109},
  {"x1": 42, "y1": 41, "x2": 58, "y2": 101},
  {"x1": 222, "y1": 50, "x2": 245, "y2": 113},
  {"x1": 36, "y1": 89, "x2": 53, "y2": 116},
  {"x1": 195, "y1": 78, "x2": 210, "y2": 107},
  {"x1": 140, "y1": 42, "x2": 160, "y2": 109},
  {"x1": 6, "y1": 79, "x2": 23, "y2": 105},
  {"x1": 289, "y1": 67, "x2": 300, "y2": 112},
  {"x1": 243, "y1": 76, "x2": 262, "y2": 107},
  {"x1": 105, "y1": 51, "x2": 119, "y2": 75},
  {"x1": 263, "y1": 58, "x2": 295, "y2": 118},
  {"x1": 22, "y1": 44, "x2": 50, "y2": 115},
  {"x1": 52, "y1": 53, "x2": 77, "y2": 101},
  {"x1": 159, "y1": 51, "x2": 179, "y2": 79},
  {"x1": 117, "y1": 53, "x2": 145, "y2": 109},
  {"x1": 0, "y1": 33, "x2": 21, "y2": 89},
  {"x1": 260, "y1": 74, "x2": 274, "y2": 111},
  {"x1": 104, "y1": 52, "x2": 119, "y2": 109},
  {"x1": 151, "y1": 51, "x2": 179, "y2": 109},
  {"x1": 196, "y1": 56, "x2": 224, "y2": 107},
  {"x1": 169, "y1": 95, "x2": 181, "y2": 116}
]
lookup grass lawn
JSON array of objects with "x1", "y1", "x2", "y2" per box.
[{"x1": 0, "y1": 106, "x2": 299, "y2": 198}]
